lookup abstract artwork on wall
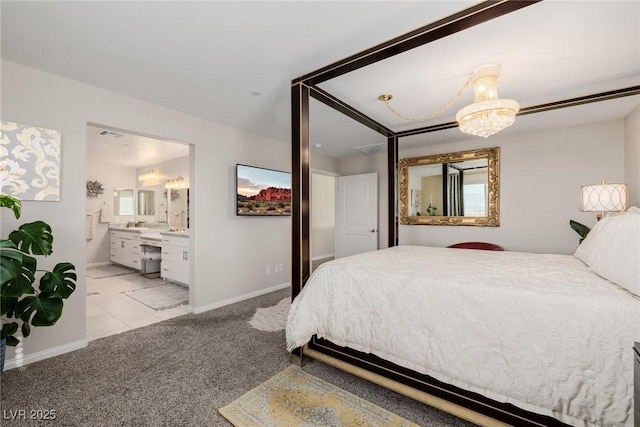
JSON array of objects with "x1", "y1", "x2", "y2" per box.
[{"x1": 0, "y1": 120, "x2": 61, "y2": 201}]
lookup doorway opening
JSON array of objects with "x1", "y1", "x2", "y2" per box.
[{"x1": 85, "y1": 123, "x2": 192, "y2": 340}]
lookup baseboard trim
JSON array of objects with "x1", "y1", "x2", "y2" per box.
[
  {"x1": 191, "y1": 282, "x2": 290, "y2": 315},
  {"x1": 4, "y1": 338, "x2": 88, "y2": 371}
]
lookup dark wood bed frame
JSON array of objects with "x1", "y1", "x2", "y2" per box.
[{"x1": 291, "y1": 1, "x2": 640, "y2": 425}]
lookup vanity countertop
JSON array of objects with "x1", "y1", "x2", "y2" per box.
[
  {"x1": 109, "y1": 226, "x2": 150, "y2": 233},
  {"x1": 160, "y1": 231, "x2": 189, "y2": 237},
  {"x1": 109, "y1": 226, "x2": 189, "y2": 238}
]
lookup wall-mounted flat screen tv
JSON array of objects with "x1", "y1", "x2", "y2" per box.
[{"x1": 236, "y1": 164, "x2": 292, "y2": 216}]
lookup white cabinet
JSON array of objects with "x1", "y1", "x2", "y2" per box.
[
  {"x1": 161, "y1": 235, "x2": 189, "y2": 286},
  {"x1": 109, "y1": 231, "x2": 141, "y2": 270}
]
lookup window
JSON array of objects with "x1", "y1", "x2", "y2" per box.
[
  {"x1": 463, "y1": 183, "x2": 487, "y2": 217},
  {"x1": 114, "y1": 189, "x2": 134, "y2": 216}
]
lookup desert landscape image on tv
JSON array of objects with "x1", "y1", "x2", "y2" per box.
[{"x1": 236, "y1": 164, "x2": 292, "y2": 216}]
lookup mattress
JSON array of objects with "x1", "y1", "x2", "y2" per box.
[{"x1": 286, "y1": 245, "x2": 640, "y2": 427}]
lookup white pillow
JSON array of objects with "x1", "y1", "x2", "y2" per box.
[{"x1": 574, "y1": 207, "x2": 640, "y2": 296}]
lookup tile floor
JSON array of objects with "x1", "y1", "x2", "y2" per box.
[{"x1": 86, "y1": 271, "x2": 189, "y2": 341}]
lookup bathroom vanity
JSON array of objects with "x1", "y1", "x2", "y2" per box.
[
  {"x1": 160, "y1": 233, "x2": 189, "y2": 285},
  {"x1": 109, "y1": 227, "x2": 189, "y2": 286},
  {"x1": 109, "y1": 229, "x2": 141, "y2": 270}
]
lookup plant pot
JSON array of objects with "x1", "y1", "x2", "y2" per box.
[{"x1": 0, "y1": 337, "x2": 6, "y2": 374}]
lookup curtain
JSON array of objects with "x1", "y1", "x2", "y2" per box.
[{"x1": 447, "y1": 173, "x2": 462, "y2": 216}]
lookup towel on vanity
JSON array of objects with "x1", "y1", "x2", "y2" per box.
[
  {"x1": 99, "y1": 204, "x2": 111, "y2": 223},
  {"x1": 157, "y1": 206, "x2": 167, "y2": 223},
  {"x1": 86, "y1": 214, "x2": 94, "y2": 240}
]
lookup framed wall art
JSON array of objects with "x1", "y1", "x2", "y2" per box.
[{"x1": 1, "y1": 120, "x2": 61, "y2": 201}]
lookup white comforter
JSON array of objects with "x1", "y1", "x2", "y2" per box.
[{"x1": 286, "y1": 245, "x2": 640, "y2": 427}]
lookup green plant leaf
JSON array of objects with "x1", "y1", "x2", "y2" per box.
[
  {"x1": 1, "y1": 321, "x2": 18, "y2": 338},
  {"x1": 0, "y1": 296, "x2": 18, "y2": 316},
  {"x1": 569, "y1": 220, "x2": 591, "y2": 239},
  {"x1": 0, "y1": 240, "x2": 24, "y2": 284},
  {"x1": 9, "y1": 221, "x2": 53, "y2": 256},
  {"x1": 0, "y1": 194, "x2": 22, "y2": 219},
  {"x1": 15, "y1": 293, "x2": 63, "y2": 327},
  {"x1": 21, "y1": 321, "x2": 31, "y2": 338},
  {"x1": 1, "y1": 322, "x2": 20, "y2": 346},
  {"x1": 39, "y1": 263, "x2": 77, "y2": 299},
  {"x1": 0, "y1": 253, "x2": 36, "y2": 297}
]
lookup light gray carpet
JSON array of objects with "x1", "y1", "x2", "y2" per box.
[
  {"x1": 124, "y1": 283, "x2": 189, "y2": 310},
  {"x1": 87, "y1": 264, "x2": 138, "y2": 279},
  {"x1": 0, "y1": 288, "x2": 473, "y2": 427}
]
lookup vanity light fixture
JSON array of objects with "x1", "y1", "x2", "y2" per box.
[
  {"x1": 138, "y1": 170, "x2": 156, "y2": 181},
  {"x1": 580, "y1": 180, "x2": 628, "y2": 220},
  {"x1": 378, "y1": 64, "x2": 519, "y2": 138},
  {"x1": 165, "y1": 176, "x2": 188, "y2": 189}
]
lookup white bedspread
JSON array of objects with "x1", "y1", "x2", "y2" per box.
[{"x1": 286, "y1": 245, "x2": 640, "y2": 427}]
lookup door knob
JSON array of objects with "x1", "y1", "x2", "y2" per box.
[{"x1": 369, "y1": 229, "x2": 377, "y2": 233}]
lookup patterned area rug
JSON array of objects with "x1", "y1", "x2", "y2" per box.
[
  {"x1": 124, "y1": 283, "x2": 188, "y2": 310},
  {"x1": 219, "y1": 366, "x2": 419, "y2": 427},
  {"x1": 249, "y1": 297, "x2": 290, "y2": 332},
  {"x1": 87, "y1": 264, "x2": 138, "y2": 279}
]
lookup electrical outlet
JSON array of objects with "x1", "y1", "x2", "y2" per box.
[{"x1": 266, "y1": 265, "x2": 272, "y2": 275}]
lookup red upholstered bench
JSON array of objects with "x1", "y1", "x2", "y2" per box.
[{"x1": 446, "y1": 242, "x2": 504, "y2": 251}]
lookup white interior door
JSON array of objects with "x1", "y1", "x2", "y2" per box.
[{"x1": 336, "y1": 173, "x2": 378, "y2": 258}]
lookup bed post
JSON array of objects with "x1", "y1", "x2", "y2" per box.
[
  {"x1": 388, "y1": 135, "x2": 398, "y2": 247},
  {"x1": 291, "y1": 81, "x2": 311, "y2": 300},
  {"x1": 291, "y1": 81, "x2": 311, "y2": 363}
]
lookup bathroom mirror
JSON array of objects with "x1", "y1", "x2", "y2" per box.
[
  {"x1": 166, "y1": 188, "x2": 189, "y2": 229},
  {"x1": 114, "y1": 189, "x2": 134, "y2": 216},
  {"x1": 399, "y1": 147, "x2": 500, "y2": 226},
  {"x1": 137, "y1": 190, "x2": 155, "y2": 216}
]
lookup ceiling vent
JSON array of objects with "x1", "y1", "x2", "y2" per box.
[
  {"x1": 352, "y1": 143, "x2": 387, "y2": 155},
  {"x1": 97, "y1": 129, "x2": 124, "y2": 138}
]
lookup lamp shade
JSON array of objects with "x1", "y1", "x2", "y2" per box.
[{"x1": 580, "y1": 183, "x2": 628, "y2": 212}]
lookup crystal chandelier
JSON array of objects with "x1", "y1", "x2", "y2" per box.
[
  {"x1": 378, "y1": 64, "x2": 519, "y2": 138},
  {"x1": 455, "y1": 65, "x2": 520, "y2": 138}
]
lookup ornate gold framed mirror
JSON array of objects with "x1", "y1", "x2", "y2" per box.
[{"x1": 399, "y1": 147, "x2": 500, "y2": 226}]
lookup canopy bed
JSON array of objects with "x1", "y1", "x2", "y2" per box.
[{"x1": 290, "y1": 1, "x2": 640, "y2": 426}]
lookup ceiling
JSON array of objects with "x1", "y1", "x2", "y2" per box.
[
  {"x1": 2, "y1": 1, "x2": 639, "y2": 161},
  {"x1": 86, "y1": 125, "x2": 189, "y2": 168}
]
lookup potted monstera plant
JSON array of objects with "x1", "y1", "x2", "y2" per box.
[{"x1": 0, "y1": 194, "x2": 76, "y2": 373}]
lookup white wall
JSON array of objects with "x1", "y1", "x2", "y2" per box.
[
  {"x1": 398, "y1": 120, "x2": 625, "y2": 254},
  {"x1": 85, "y1": 162, "x2": 136, "y2": 265},
  {"x1": 311, "y1": 173, "x2": 335, "y2": 259},
  {"x1": 625, "y1": 105, "x2": 640, "y2": 207},
  {"x1": 311, "y1": 150, "x2": 341, "y2": 174},
  {"x1": 1, "y1": 60, "x2": 291, "y2": 367},
  {"x1": 340, "y1": 152, "x2": 389, "y2": 250}
]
